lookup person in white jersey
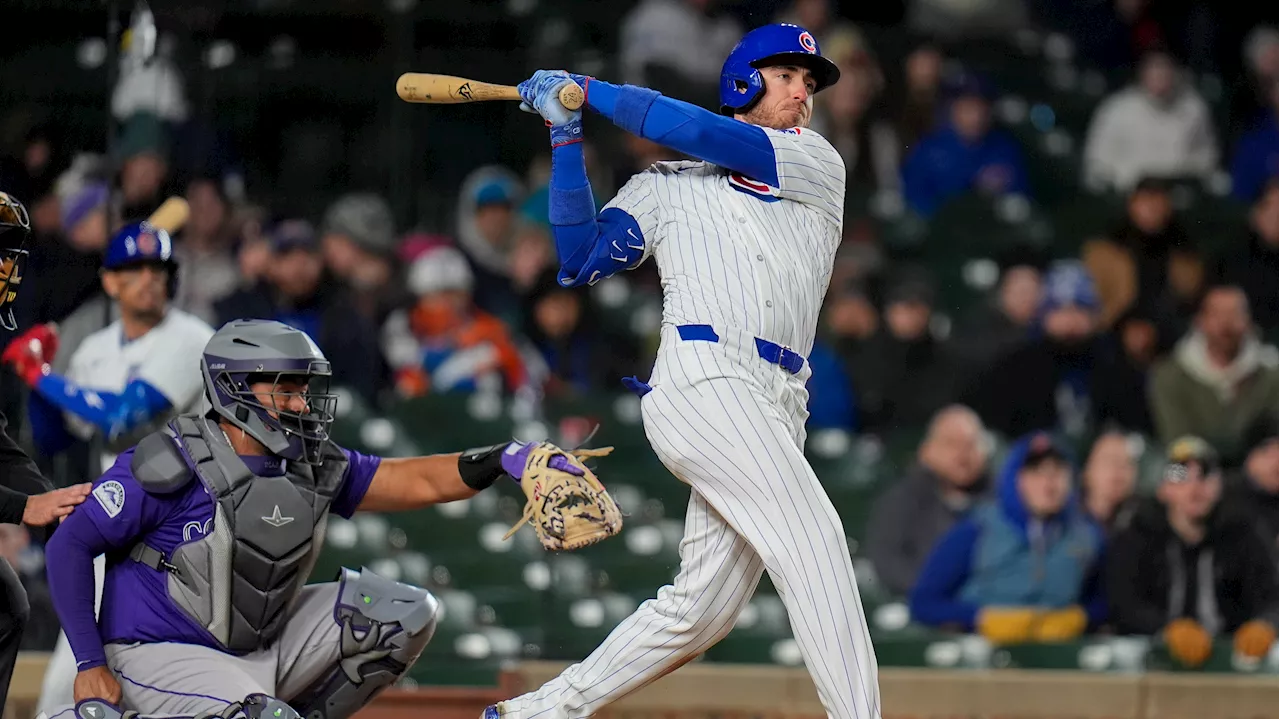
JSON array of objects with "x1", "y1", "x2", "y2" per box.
[
  {"x1": 486, "y1": 22, "x2": 880, "y2": 719},
  {"x1": 2, "y1": 220, "x2": 213, "y2": 714}
]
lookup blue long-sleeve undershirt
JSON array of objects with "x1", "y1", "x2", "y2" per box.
[
  {"x1": 33, "y1": 373, "x2": 172, "y2": 442},
  {"x1": 549, "y1": 79, "x2": 781, "y2": 284}
]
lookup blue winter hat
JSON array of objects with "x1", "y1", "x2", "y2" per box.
[
  {"x1": 474, "y1": 179, "x2": 517, "y2": 207},
  {"x1": 1039, "y1": 261, "x2": 1100, "y2": 314}
]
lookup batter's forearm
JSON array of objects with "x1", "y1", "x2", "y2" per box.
[
  {"x1": 549, "y1": 140, "x2": 598, "y2": 277},
  {"x1": 583, "y1": 79, "x2": 778, "y2": 184},
  {"x1": 34, "y1": 375, "x2": 171, "y2": 438},
  {"x1": 47, "y1": 518, "x2": 110, "y2": 670}
]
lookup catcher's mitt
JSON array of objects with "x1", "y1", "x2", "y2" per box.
[{"x1": 503, "y1": 442, "x2": 622, "y2": 551}]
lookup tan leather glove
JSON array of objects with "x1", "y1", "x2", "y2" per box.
[
  {"x1": 1164, "y1": 618, "x2": 1213, "y2": 668},
  {"x1": 976, "y1": 607, "x2": 1041, "y2": 645},
  {"x1": 1233, "y1": 620, "x2": 1276, "y2": 659},
  {"x1": 1032, "y1": 605, "x2": 1088, "y2": 642}
]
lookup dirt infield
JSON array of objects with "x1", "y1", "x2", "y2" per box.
[{"x1": 6, "y1": 655, "x2": 1276, "y2": 719}]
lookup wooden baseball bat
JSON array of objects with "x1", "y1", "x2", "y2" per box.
[
  {"x1": 396, "y1": 73, "x2": 584, "y2": 110},
  {"x1": 146, "y1": 196, "x2": 189, "y2": 234}
]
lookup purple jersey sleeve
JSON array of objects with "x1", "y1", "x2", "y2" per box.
[
  {"x1": 47, "y1": 450, "x2": 177, "y2": 670},
  {"x1": 329, "y1": 447, "x2": 382, "y2": 519}
]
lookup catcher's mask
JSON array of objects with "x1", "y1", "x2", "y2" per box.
[
  {"x1": 0, "y1": 192, "x2": 32, "y2": 331},
  {"x1": 202, "y1": 319, "x2": 339, "y2": 465}
]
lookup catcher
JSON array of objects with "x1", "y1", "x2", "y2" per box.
[{"x1": 42, "y1": 318, "x2": 620, "y2": 719}]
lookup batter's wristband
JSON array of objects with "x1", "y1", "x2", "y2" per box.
[
  {"x1": 548, "y1": 184, "x2": 595, "y2": 226},
  {"x1": 457, "y1": 442, "x2": 509, "y2": 491}
]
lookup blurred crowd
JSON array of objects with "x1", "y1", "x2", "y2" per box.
[{"x1": 0, "y1": 0, "x2": 1277, "y2": 661}]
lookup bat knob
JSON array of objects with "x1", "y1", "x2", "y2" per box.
[{"x1": 558, "y1": 83, "x2": 584, "y2": 111}]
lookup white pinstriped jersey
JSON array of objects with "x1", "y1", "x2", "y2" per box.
[
  {"x1": 609, "y1": 126, "x2": 845, "y2": 359},
  {"x1": 64, "y1": 308, "x2": 213, "y2": 461}
]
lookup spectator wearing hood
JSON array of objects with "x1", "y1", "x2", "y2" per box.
[
  {"x1": 523, "y1": 270, "x2": 639, "y2": 397},
  {"x1": 455, "y1": 166, "x2": 525, "y2": 325},
  {"x1": 964, "y1": 262, "x2": 1101, "y2": 439},
  {"x1": 1082, "y1": 177, "x2": 1205, "y2": 333},
  {"x1": 381, "y1": 246, "x2": 526, "y2": 398},
  {"x1": 868, "y1": 405, "x2": 991, "y2": 596},
  {"x1": 1107, "y1": 437, "x2": 1277, "y2": 668},
  {"x1": 1083, "y1": 51, "x2": 1219, "y2": 193},
  {"x1": 320, "y1": 192, "x2": 407, "y2": 327},
  {"x1": 214, "y1": 220, "x2": 383, "y2": 403},
  {"x1": 1221, "y1": 419, "x2": 1278, "y2": 558},
  {"x1": 848, "y1": 270, "x2": 968, "y2": 433},
  {"x1": 1149, "y1": 286, "x2": 1279, "y2": 465},
  {"x1": 1211, "y1": 180, "x2": 1278, "y2": 336},
  {"x1": 910, "y1": 432, "x2": 1106, "y2": 643},
  {"x1": 901, "y1": 73, "x2": 1031, "y2": 217}
]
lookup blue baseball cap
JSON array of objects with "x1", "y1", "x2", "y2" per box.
[
  {"x1": 270, "y1": 219, "x2": 319, "y2": 253},
  {"x1": 1039, "y1": 261, "x2": 1100, "y2": 314}
]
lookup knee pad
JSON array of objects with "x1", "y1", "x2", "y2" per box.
[{"x1": 291, "y1": 566, "x2": 439, "y2": 719}]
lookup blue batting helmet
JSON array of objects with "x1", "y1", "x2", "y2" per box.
[
  {"x1": 719, "y1": 23, "x2": 841, "y2": 116},
  {"x1": 103, "y1": 221, "x2": 179, "y2": 296}
]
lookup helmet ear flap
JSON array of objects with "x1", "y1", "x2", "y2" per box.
[{"x1": 720, "y1": 67, "x2": 765, "y2": 116}]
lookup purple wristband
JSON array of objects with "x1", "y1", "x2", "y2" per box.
[{"x1": 500, "y1": 441, "x2": 533, "y2": 480}]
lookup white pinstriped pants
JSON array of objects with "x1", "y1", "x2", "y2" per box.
[{"x1": 500, "y1": 330, "x2": 881, "y2": 719}]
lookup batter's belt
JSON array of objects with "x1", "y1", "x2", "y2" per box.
[{"x1": 621, "y1": 323, "x2": 806, "y2": 397}]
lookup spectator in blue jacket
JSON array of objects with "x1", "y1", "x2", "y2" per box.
[
  {"x1": 1230, "y1": 110, "x2": 1278, "y2": 203},
  {"x1": 910, "y1": 431, "x2": 1107, "y2": 644},
  {"x1": 902, "y1": 73, "x2": 1031, "y2": 216}
]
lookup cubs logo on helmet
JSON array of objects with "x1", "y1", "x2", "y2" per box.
[
  {"x1": 798, "y1": 31, "x2": 817, "y2": 54},
  {"x1": 718, "y1": 23, "x2": 841, "y2": 116}
]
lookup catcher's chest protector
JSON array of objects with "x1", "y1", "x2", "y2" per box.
[{"x1": 132, "y1": 416, "x2": 346, "y2": 652}]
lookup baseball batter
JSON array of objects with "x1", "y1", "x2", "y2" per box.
[
  {"x1": 489, "y1": 23, "x2": 880, "y2": 719},
  {"x1": 1, "y1": 221, "x2": 214, "y2": 715},
  {"x1": 41, "y1": 319, "x2": 598, "y2": 719}
]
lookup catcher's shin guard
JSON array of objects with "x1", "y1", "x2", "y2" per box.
[{"x1": 290, "y1": 567, "x2": 439, "y2": 719}]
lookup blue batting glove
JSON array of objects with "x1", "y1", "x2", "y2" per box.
[{"x1": 517, "y1": 70, "x2": 584, "y2": 146}]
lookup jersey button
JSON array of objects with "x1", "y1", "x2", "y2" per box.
[
  {"x1": 756, "y1": 254, "x2": 764, "y2": 261},
  {"x1": 765, "y1": 300, "x2": 773, "y2": 308},
  {"x1": 737, "y1": 216, "x2": 746, "y2": 223}
]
